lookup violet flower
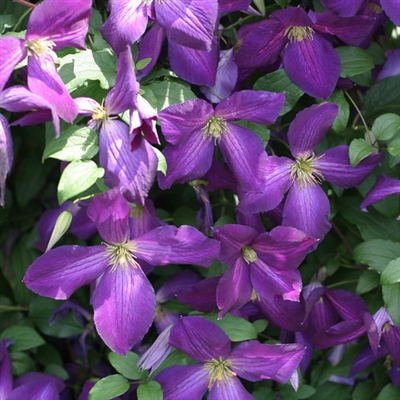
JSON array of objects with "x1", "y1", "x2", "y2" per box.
[
  {"x1": 158, "y1": 90, "x2": 285, "y2": 190},
  {"x1": 23, "y1": 189, "x2": 220, "y2": 355},
  {"x1": 155, "y1": 316, "x2": 305, "y2": 399},
  {"x1": 239, "y1": 102, "x2": 384, "y2": 241},
  {"x1": 360, "y1": 174, "x2": 400, "y2": 210},
  {"x1": 0, "y1": 0, "x2": 92, "y2": 122},
  {"x1": 0, "y1": 114, "x2": 12, "y2": 207}
]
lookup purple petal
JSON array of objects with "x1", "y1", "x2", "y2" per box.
[
  {"x1": 349, "y1": 345, "x2": 385, "y2": 377},
  {"x1": 101, "y1": 0, "x2": 148, "y2": 54},
  {"x1": 320, "y1": 0, "x2": 364, "y2": 17},
  {"x1": 105, "y1": 46, "x2": 139, "y2": 115},
  {"x1": 99, "y1": 120, "x2": 157, "y2": 204},
  {"x1": 381, "y1": 0, "x2": 400, "y2": 26},
  {"x1": 28, "y1": 53, "x2": 78, "y2": 123},
  {"x1": 288, "y1": 103, "x2": 338, "y2": 158},
  {"x1": 216, "y1": 90, "x2": 285, "y2": 125},
  {"x1": 0, "y1": 340, "x2": 12, "y2": 400},
  {"x1": 219, "y1": 0, "x2": 251, "y2": 13},
  {"x1": 87, "y1": 189, "x2": 131, "y2": 243},
  {"x1": 75, "y1": 97, "x2": 99, "y2": 116},
  {"x1": 360, "y1": 174, "x2": 400, "y2": 209},
  {"x1": 213, "y1": 224, "x2": 259, "y2": 265},
  {"x1": 219, "y1": 123, "x2": 269, "y2": 189},
  {"x1": 134, "y1": 225, "x2": 220, "y2": 267},
  {"x1": 168, "y1": 37, "x2": 218, "y2": 86},
  {"x1": 318, "y1": 146, "x2": 384, "y2": 188},
  {"x1": 325, "y1": 289, "x2": 369, "y2": 320},
  {"x1": 11, "y1": 109, "x2": 60, "y2": 138},
  {"x1": 0, "y1": 36, "x2": 26, "y2": 91},
  {"x1": 92, "y1": 264, "x2": 155, "y2": 355},
  {"x1": 26, "y1": 0, "x2": 91, "y2": 50},
  {"x1": 238, "y1": 156, "x2": 293, "y2": 214},
  {"x1": 23, "y1": 245, "x2": 108, "y2": 299},
  {"x1": 169, "y1": 316, "x2": 231, "y2": 361},
  {"x1": 0, "y1": 115, "x2": 13, "y2": 207},
  {"x1": 377, "y1": 48, "x2": 400, "y2": 81},
  {"x1": 7, "y1": 381, "x2": 60, "y2": 400},
  {"x1": 229, "y1": 341, "x2": 305, "y2": 383},
  {"x1": 208, "y1": 376, "x2": 253, "y2": 400},
  {"x1": 283, "y1": 182, "x2": 331, "y2": 241},
  {"x1": 158, "y1": 131, "x2": 214, "y2": 189},
  {"x1": 13, "y1": 372, "x2": 65, "y2": 393},
  {"x1": 155, "y1": 364, "x2": 208, "y2": 400},
  {"x1": 383, "y1": 324, "x2": 400, "y2": 366},
  {"x1": 283, "y1": 34, "x2": 341, "y2": 99},
  {"x1": 158, "y1": 99, "x2": 214, "y2": 145},
  {"x1": 217, "y1": 258, "x2": 253, "y2": 318},
  {"x1": 155, "y1": 0, "x2": 218, "y2": 51}
]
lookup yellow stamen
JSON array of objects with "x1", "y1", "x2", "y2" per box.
[
  {"x1": 104, "y1": 240, "x2": 139, "y2": 272},
  {"x1": 284, "y1": 26, "x2": 315, "y2": 43},
  {"x1": 241, "y1": 245, "x2": 258, "y2": 264},
  {"x1": 289, "y1": 154, "x2": 325, "y2": 187},
  {"x1": 203, "y1": 357, "x2": 236, "y2": 390},
  {"x1": 202, "y1": 116, "x2": 228, "y2": 144},
  {"x1": 25, "y1": 37, "x2": 56, "y2": 58}
]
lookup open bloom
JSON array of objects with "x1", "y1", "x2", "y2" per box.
[
  {"x1": 239, "y1": 102, "x2": 384, "y2": 241},
  {"x1": 23, "y1": 190, "x2": 220, "y2": 354},
  {"x1": 0, "y1": 0, "x2": 92, "y2": 122},
  {"x1": 155, "y1": 316, "x2": 305, "y2": 399}
]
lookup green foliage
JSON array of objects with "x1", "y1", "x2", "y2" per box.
[
  {"x1": 349, "y1": 138, "x2": 376, "y2": 167},
  {"x1": 137, "y1": 381, "x2": 163, "y2": 400},
  {"x1": 89, "y1": 374, "x2": 130, "y2": 400},
  {"x1": 108, "y1": 351, "x2": 146, "y2": 380},
  {"x1": 0, "y1": 325, "x2": 45, "y2": 351}
]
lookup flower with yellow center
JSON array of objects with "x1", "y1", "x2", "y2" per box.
[
  {"x1": 25, "y1": 37, "x2": 56, "y2": 58},
  {"x1": 289, "y1": 154, "x2": 325, "y2": 188},
  {"x1": 104, "y1": 240, "x2": 139, "y2": 272},
  {"x1": 202, "y1": 116, "x2": 228, "y2": 143},
  {"x1": 203, "y1": 357, "x2": 237, "y2": 390},
  {"x1": 284, "y1": 26, "x2": 314, "y2": 42},
  {"x1": 241, "y1": 245, "x2": 258, "y2": 264}
]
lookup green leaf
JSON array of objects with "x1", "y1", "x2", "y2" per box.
[
  {"x1": 43, "y1": 124, "x2": 99, "y2": 162},
  {"x1": 348, "y1": 138, "x2": 375, "y2": 166},
  {"x1": 89, "y1": 375, "x2": 130, "y2": 400},
  {"x1": 145, "y1": 80, "x2": 196, "y2": 111},
  {"x1": 153, "y1": 147, "x2": 167, "y2": 175},
  {"x1": 108, "y1": 351, "x2": 144, "y2": 380},
  {"x1": 387, "y1": 135, "x2": 400, "y2": 157},
  {"x1": 383, "y1": 283, "x2": 400, "y2": 325},
  {"x1": 136, "y1": 58, "x2": 152, "y2": 71},
  {"x1": 36, "y1": 344, "x2": 63, "y2": 367},
  {"x1": 9, "y1": 352, "x2": 35, "y2": 376},
  {"x1": 336, "y1": 46, "x2": 374, "y2": 78},
  {"x1": 0, "y1": 14, "x2": 17, "y2": 34},
  {"x1": 308, "y1": 381, "x2": 351, "y2": 400},
  {"x1": 381, "y1": 258, "x2": 400, "y2": 285},
  {"x1": 356, "y1": 270, "x2": 380, "y2": 294},
  {"x1": 371, "y1": 113, "x2": 400, "y2": 141},
  {"x1": 43, "y1": 363, "x2": 69, "y2": 380},
  {"x1": 58, "y1": 49, "x2": 117, "y2": 92},
  {"x1": 57, "y1": 160, "x2": 104, "y2": 204},
  {"x1": 353, "y1": 240, "x2": 400, "y2": 272},
  {"x1": 137, "y1": 381, "x2": 163, "y2": 400},
  {"x1": 204, "y1": 313, "x2": 258, "y2": 341},
  {"x1": 0, "y1": 326, "x2": 45, "y2": 351},
  {"x1": 254, "y1": 69, "x2": 304, "y2": 115},
  {"x1": 253, "y1": 319, "x2": 268, "y2": 333},
  {"x1": 46, "y1": 211, "x2": 72, "y2": 251},
  {"x1": 376, "y1": 383, "x2": 400, "y2": 400},
  {"x1": 327, "y1": 89, "x2": 349, "y2": 133},
  {"x1": 253, "y1": 0, "x2": 266, "y2": 15}
]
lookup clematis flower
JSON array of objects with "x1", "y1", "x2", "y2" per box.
[
  {"x1": 0, "y1": 0, "x2": 92, "y2": 122},
  {"x1": 360, "y1": 174, "x2": 400, "y2": 210},
  {"x1": 101, "y1": 0, "x2": 218, "y2": 54},
  {"x1": 239, "y1": 102, "x2": 384, "y2": 241},
  {"x1": 155, "y1": 316, "x2": 305, "y2": 399},
  {"x1": 158, "y1": 90, "x2": 285, "y2": 190},
  {"x1": 0, "y1": 115, "x2": 12, "y2": 207},
  {"x1": 76, "y1": 46, "x2": 157, "y2": 204},
  {"x1": 23, "y1": 189, "x2": 220, "y2": 355},
  {"x1": 213, "y1": 224, "x2": 316, "y2": 318}
]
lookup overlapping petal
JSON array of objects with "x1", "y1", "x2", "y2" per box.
[
  {"x1": 0, "y1": 340, "x2": 12, "y2": 400},
  {"x1": 360, "y1": 174, "x2": 400, "y2": 209},
  {"x1": 0, "y1": 115, "x2": 12, "y2": 207},
  {"x1": 0, "y1": 36, "x2": 26, "y2": 91},
  {"x1": 208, "y1": 376, "x2": 253, "y2": 400}
]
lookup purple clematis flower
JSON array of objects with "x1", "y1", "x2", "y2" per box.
[
  {"x1": 360, "y1": 174, "x2": 400, "y2": 210},
  {"x1": 101, "y1": 0, "x2": 218, "y2": 54},
  {"x1": 158, "y1": 90, "x2": 285, "y2": 190},
  {"x1": 0, "y1": 0, "x2": 92, "y2": 122},
  {"x1": 0, "y1": 114, "x2": 12, "y2": 207},
  {"x1": 213, "y1": 224, "x2": 316, "y2": 318},
  {"x1": 76, "y1": 46, "x2": 157, "y2": 204},
  {"x1": 155, "y1": 316, "x2": 305, "y2": 399},
  {"x1": 239, "y1": 102, "x2": 384, "y2": 241},
  {"x1": 23, "y1": 189, "x2": 220, "y2": 355}
]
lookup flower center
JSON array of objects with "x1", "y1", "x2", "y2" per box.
[
  {"x1": 202, "y1": 116, "x2": 228, "y2": 143},
  {"x1": 130, "y1": 204, "x2": 145, "y2": 218},
  {"x1": 203, "y1": 357, "x2": 236, "y2": 390},
  {"x1": 25, "y1": 37, "x2": 55, "y2": 58},
  {"x1": 241, "y1": 245, "x2": 257, "y2": 264},
  {"x1": 104, "y1": 240, "x2": 139, "y2": 272},
  {"x1": 284, "y1": 26, "x2": 314, "y2": 42},
  {"x1": 368, "y1": 2, "x2": 382, "y2": 13},
  {"x1": 289, "y1": 154, "x2": 325, "y2": 187}
]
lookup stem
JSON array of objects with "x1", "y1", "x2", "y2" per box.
[
  {"x1": 13, "y1": 7, "x2": 33, "y2": 31},
  {"x1": 345, "y1": 91, "x2": 369, "y2": 133},
  {"x1": 0, "y1": 305, "x2": 30, "y2": 312},
  {"x1": 331, "y1": 221, "x2": 353, "y2": 253},
  {"x1": 223, "y1": 15, "x2": 253, "y2": 31},
  {"x1": 327, "y1": 279, "x2": 359, "y2": 288},
  {"x1": 13, "y1": 0, "x2": 36, "y2": 7}
]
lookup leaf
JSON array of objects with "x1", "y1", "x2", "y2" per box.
[
  {"x1": 137, "y1": 381, "x2": 163, "y2": 400},
  {"x1": 356, "y1": 270, "x2": 380, "y2": 294},
  {"x1": 348, "y1": 138, "x2": 375, "y2": 166},
  {"x1": 136, "y1": 58, "x2": 152, "y2": 71},
  {"x1": 46, "y1": 211, "x2": 72, "y2": 252},
  {"x1": 57, "y1": 160, "x2": 104, "y2": 204},
  {"x1": 253, "y1": 0, "x2": 266, "y2": 15},
  {"x1": 145, "y1": 80, "x2": 196, "y2": 112},
  {"x1": 153, "y1": 147, "x2": 167, "y2": 175},
  {"x1": 336, "y1": 46, "x2": 374, "y2": 78},
  {"x1": 58, "y1": 48, "x2": 117, "y2": 92},
  {"x1": 43, "y1": 363, "x2": 69, "y2": 380},
  {"x1": 382, "y1": 283, "x2": 400, "y2": 325},
  {"x1": 89, "y1": 375, "x2": 130, "y2": 400},
  {"x1": 43, "y1": 124, "x2": 99, "y2": 162},
  {"x1": 9, "y1": 352, "x2": 35, "y2": 376},
  {"x1": 381, "y1": 258, "x2": 400, "y2": 285},
  {"x1": 376, "y1": 383, "x2": 400, "y2": 400},
  {"x1": 108, "y1": 351, "x2": 144, "y2": 380},
  {"x1": 326, "y1": 89, "x2": 349, "y2": 133},
  {"x1": 204, "y1": 313, "x2": 258, "y2": 341},
  {"x1": 371, "y1": 113, "x2": 400, "y2": 141},
  {"x1": 0, "y1": 326, "x2": 45, "y2": 351},
  {"x1": 0, "y1": 14, "x2": 17, "y2": 34},
  {"x1": 387, "y1": 135, "x2": 400, "y2": 157},
  {"x1": 353, "y1": 240, "x2": 400, "y2": 272},
  {"x1": 254, "y1": 69, "x2": 304, "y2": 115}
]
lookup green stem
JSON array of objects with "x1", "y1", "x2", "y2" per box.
[
  {"x1": 0, "y1": 305, "x2": 30, "y2": 312},
  {"x1": 13, "y1": 7, "x2": 33, "y2": 31},
  {"x1": 13, "y1": 0, "x2": 36, "y2": 7},
  {"x1": 327, "y1": 280, "x2": 359, "y2": 288}
]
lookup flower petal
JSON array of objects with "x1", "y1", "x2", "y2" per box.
[
  {"x1": 381, "y1": 0, "x2": 400, "y2": 26},
  {"x1": 92, "y1": 264, "x2": 155, "y2": 355},
  {"x1": 0, "y1": 36, "x2": 26, "y2": 91},
  {"x1": 360, "y1": 174, "x2": 400, "y2": 209},
  {"x1": 23, "y1": 245, "x2": 108, "y2": 299},
  {"x1": 0, "y1": 340, "x2": 12, "y2": 400},
  {"x1": 7, "y1": 381, "x2": 60, "y2": 400},
  {"x1": 0, "y1": 115, "x2": 13, "y2": 207},
  {"x1": 208, "y1": 376, "x2": 253, "y2": 400}
]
